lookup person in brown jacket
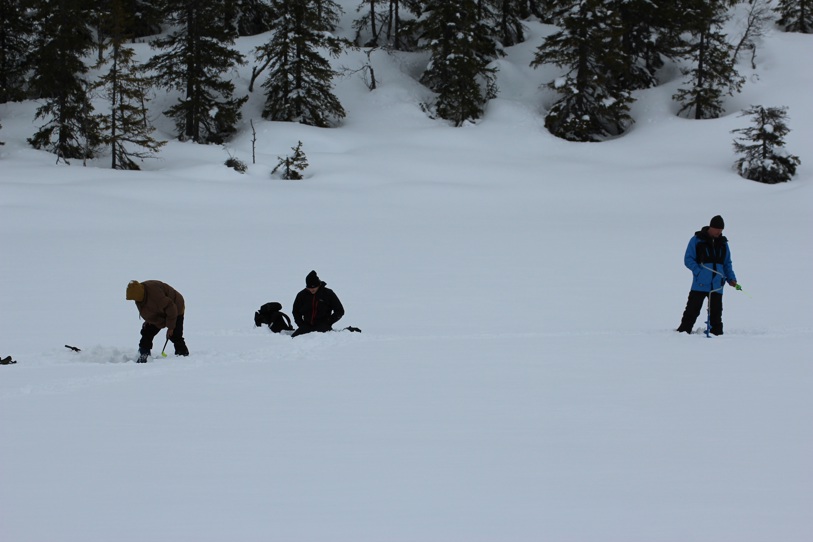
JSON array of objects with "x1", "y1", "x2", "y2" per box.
[{"x1": 126, "y1": 280, "x2": 189, "y2": 362}]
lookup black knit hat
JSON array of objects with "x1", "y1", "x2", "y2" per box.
[
  {"x1": 306, "y1": 270, "x2": 321, "y2": 288},
  {"x1": 709, "y1": 215, "x2": 725, "y2": 229}
]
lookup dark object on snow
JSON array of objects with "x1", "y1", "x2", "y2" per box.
[
  {"x1": 255, "y1": 302, "x2": 294, "y2": 333},
  {"x1": 344, "y1": 326, "x2": 362, "y2": 333},
  {"x1": 65, "y1": 344, "x2": 81, "y2": 352},
  {"x1": 291, "y1": 271, "x2": 345, "y2": 338},
  {"x1": 1, "y1": 356, "x2": 17, "y2": 365}
]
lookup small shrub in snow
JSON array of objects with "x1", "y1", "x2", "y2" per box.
[
  {"x1": 271, "y1": 141, "x2": 309, "y2": 180},
  {"x1": 732, "y1": 105, "x2": 801, "y2": 184},
  {"x1": 225, "y1": 156, "x2": 248, "y2": 173}
]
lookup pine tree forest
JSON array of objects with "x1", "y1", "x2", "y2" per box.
[{"x1": 0, "y1": 0, "x2": 807, "y2": 164}]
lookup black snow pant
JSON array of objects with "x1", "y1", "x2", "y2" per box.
[
  {"x1": 677, "y1": 290, "x2": 723, "y2": 335},
  {"x1": 139, "y1": 315, "x2": 189, "y2": 355}
]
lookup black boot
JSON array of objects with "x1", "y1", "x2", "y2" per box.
[{"x1": 173, "y1": 339, "x2": 189, "y2": 356}]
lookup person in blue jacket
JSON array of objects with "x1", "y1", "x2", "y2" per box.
[{"x1": 676, "y1": 215, "x2": 738, "y2": 335}]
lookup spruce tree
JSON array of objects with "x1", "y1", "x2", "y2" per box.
[
  {"x1": 225, "y1": 0, "x2": 276, "y2": 36},
  {"x1": 776, "y1": 0, "x2": 812, "y2": 33},
  {"x1": 732, "y1": 105, "x2": 801, "y2": 184},
  {"x1": 531, "y1": 0, "x2": 634, "y2": 141},
  {"x1": 313, "y1": 0, "x2": 344, "y2": 31},
  {"x1": 613, "y1": 0, "x2": 685, "y2": 90},
  {"x1": 418, "y1": 0, "x2": 499, "y2": 126},
  {"x1": 272, "y1": 141, "x2": 309, "y2": 179},
  {"x1": 147, "y1": 0, "x2": 247, "y2": 144},
  {"x1": 0, "y1": 0, "x2": 33, "y2": 103},
  {"x1": 96, "y1": 0, "x2": 162, "y2": 40},
  {"x1": 673, "y1": 0, "x2": 744, "y2": 120},
  {"x1": 490, "y1": 0, "x2": 526, "y2": 47},
  {"x1": 88, "y1": 0, "x2": 162, "y2": 63},
  {"x1": 126, "y1": 0, "x2": 163, "y2": 37},
  {"x1": 27, "y1": 0, "x2": 102, "y2": 162},
  {"x1": 256, "y1": 0, "x2": 346, "y2": 127},
  {"x1": 96, "y1": 0, "x2": 165, "y2": 170}
]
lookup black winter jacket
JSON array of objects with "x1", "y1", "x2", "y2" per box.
[{"x1": 292, "y1": 283, "x2": 344, "y2": 330}]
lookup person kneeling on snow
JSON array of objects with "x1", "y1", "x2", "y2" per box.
[
  {"x1": 126, "y1": 280, "x2": 190, "y2": 362},
  {"x1": 676, "y1": 215, "x2": 738, "y2": 336},
  {"x1": 291, "y1": 271, "x2": 344, "y2": 338}
]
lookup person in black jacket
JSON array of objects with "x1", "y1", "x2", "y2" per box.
[{"x1": 291, "y1": 270, "x2": 345, "y2": 337}]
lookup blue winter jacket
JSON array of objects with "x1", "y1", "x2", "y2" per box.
[{"x1": 684, "y1": 227, "x2": 737, "y2": 293}]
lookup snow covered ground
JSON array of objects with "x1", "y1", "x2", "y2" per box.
[{"x1": 1, "y1": 8, "x2": 812, "y2": 542}]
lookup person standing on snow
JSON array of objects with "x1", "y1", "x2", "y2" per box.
[
  {"x1": 676, "y1": 215, "x2": 738, "y2": 335},
  {"x1": 126, "y1": 280, "x2": 189, "y2": 362},
  {"x1": 291, "y1": 270, "x2": 344, "y2": 338}
]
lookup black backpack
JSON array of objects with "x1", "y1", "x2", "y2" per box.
[{"x1": 254, "y1": 302, "x2": 294, "y2": 333}]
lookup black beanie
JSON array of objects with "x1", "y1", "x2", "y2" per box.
[
  {"x1": 306, "y1": 270, "x2": 321, "y2": 288},
  {"x1": 709, "y1": 215, "x2": 725, "y2": 229}
]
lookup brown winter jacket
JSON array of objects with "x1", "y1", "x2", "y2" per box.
[{"x1": 135, "y1": 280, "x2": 185, "y2": 331}]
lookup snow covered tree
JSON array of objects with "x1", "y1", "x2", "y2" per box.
[
  {"x1": 224, "y1": 0, "x2": 276, "y2": 36},
  {"x1": 97, "y1": 45, "x2": 164, "y2": 169},
  {"x1": 418, "y1": 0, "x2": 499, "y2": 126},
  {"x1": 96, "y1": 0, "x2": 165, "y2": 170},
  {"x1": 27, "y1": 0, "x2": 102, "y2": 162},
  {"x1": 673, "y1": 0, "x2": 744, "y2": 120},
  {"x1": 732, "y1": 105, "x2": 801, "y2": 184},
  {"x1": 255, "y1": 0, "x2": 346, "y2": 127},
  {"x1": 0, "y1": 0, "x2": 33, "y2": 103},
  {"x1": 531, "y1": 0, "x2": 634, "y2": 141},
  {"x1": 313, "y1": 0, "x2": 344, "y2": 31},
  {"x1": 612, "y1": 0, "x2": 686, "y2": 90},
  {"x1": 490, "y1": 0, "x2": 527, "y2": 47},
  {"x1": 775, "y1": 0, "x2": 812, "y2": 33},
  {"x1": 146, "y1": 0, "x2": 247, "y2": 144}
]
